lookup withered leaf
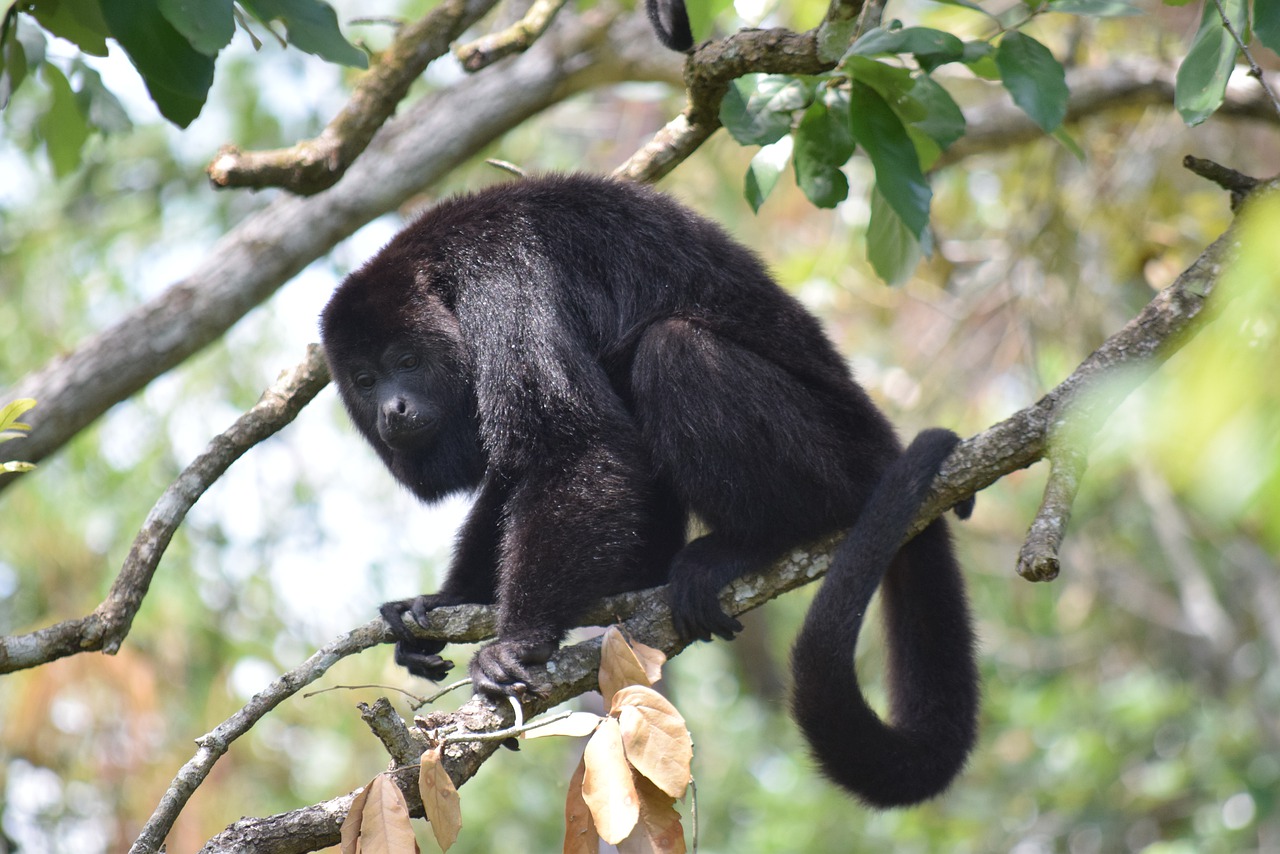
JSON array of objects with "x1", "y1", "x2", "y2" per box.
[
  {"x1": 618, "y1": 773, "x2": 687, "y2": 854},
  {"x1": 629, "y1": 637, "x2": 667, "y2": 685},
  {"x1": 419, "y1": 747, "x2": 462, "y2": 851},
  {"x1": 524, "y1": 711, "x2": 605, "y2": 740},
  {"x1": 357, "y1": 773, "x2": 420, "y2": 854},
  {"x1": 599, "y1": 626, "x2": 652, "y2": 705},
  {"x1": 581, "y1": 717, "x2": 640, "y2": 844},
  {"x1": 563, "y1": 756, "x2": 602, "y2": 854},
  {"x1": 339, "y1": 781, "x2": 372, "y2": 854},
  {"x1": 613, "y1": 685, "x2": 693, "y2": 799}
]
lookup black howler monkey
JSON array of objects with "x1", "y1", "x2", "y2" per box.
[{"x1": 320, "y1": 174, "x2": 978, "y2": 807}]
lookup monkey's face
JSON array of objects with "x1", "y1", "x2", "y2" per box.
[{"x1": 321, "y1": 279, "x2": 487, "y2": 503}]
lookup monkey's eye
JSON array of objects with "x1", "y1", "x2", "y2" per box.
[
  {"x1": 354, "y1": 372, "x2": 376, "y2": 390},
  {"x1": 398, "y1": 353, "x2": 420, "y2": 370}
]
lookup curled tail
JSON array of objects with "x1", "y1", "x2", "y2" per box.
[
  {"x1": 645, "y1": 0, "x2": 693, "y2": 52},
  {"x1": 790, "y1": 428, "x2": 979, "y2": 808}
]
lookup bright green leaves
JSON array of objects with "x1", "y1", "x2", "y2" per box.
[
  {"x1": 1258, "y1": 1, "x2": 1280, "y2": 55},
  {"x1": 995, "y1": 31, "x2": 1068, "y2": 133},
  {"x1": 793, "y1": 90, "x2": 854, "y2": 209},
  {"x1": 849, "y1": 81, "x2": 930, "y2": 239},
  {"x1": 3, "y1": 0, "x2": 366, "y2": 132},
  {"x1": 849, "y1": 26, "x2": 966, "y2": 74},
  {"x1": 27, "y1": 0, "x2": 110, "y2": 56},
  {"x1": 39, "y1": 64, "x2": 89, "y2": 176},
  {"x1": 745, "y1": 140, "x2": 791, "y2": 212},
  {"x1": 1174, "y1": 0, "x2": 1247, "y2": 126},
  {"x1": 240, "y1": 0, "x2": 369, "y2": 68},
  {"x1": 100, "y1": 0, "x2": 217, "y2": 127},
  {"x1": 721, "y1": 74, "x2": 809, "y2": 146},
  {"x1": 161, "y1": 0, "x2": 237, "y2": 57}
]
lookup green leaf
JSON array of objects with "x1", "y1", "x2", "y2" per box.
[
  {"x1": 963, "y1": 42, "x2": 1001, "y2": 79},
  {"x1": 1047, "y1": 0, "x2": 1143, "y2": 16},
  {"x1": 39, "y1": 64, "x2": 89, "y2": 176},
  {"x1": 849, "y1": 81, "x2": 931, "y2": 238},
  {"x1": 744, "y1": 138, "x2": 792, "y2": 212},
  {"x1": 720, "y1": 74, "x2": 810, "y2": 146},
  {"x1": 908, "y1": 73, "x2": 966, "y2": 153},
  {"x1": 995, "y1": 31, "x2": 1068, "y2": 132},
  {"x1": 28, "y1": 0, "x2": 111, "y2": 56},
  {"x1": 0, "y1": 461, "x2": 35, "y2": 473},
  {"x1": 0, "y1": 399, "x2": 37, "y2": 435},
  {"x1": 239, "y1": 0, "x2": 368, "y2": 68},
  {"x1": 1, "y1": 17, "x2": 30, "y2": 108},
  {"x1": 793, "y1": 94, "x2": 853, "y2": 209},
  {"x1": 867, "y1": 185, "x2": 925, "y2": 285},
  {"x1": 1259, "y1": 0, "x2": 1280, "y2": 55},
  {"x1": 1051, "y1": 125, "x2": 1086, "y2": 160},
  {"x1": 160, "y1": 0, "x2": 235, "y2": 56},
  {"x1": 846, "y1": 57, "x2": 965, "y2": 167},
  {"x1": 848, "y1": 26, "x2": 967, "y2": 73},
  {"x1": 100, "y1": 0, "x2": 216, "y2": 126},
  {"x1": 1174, "y1": 0, "x2": 1245, "y2": 126},
  {"x1": 75, "y1": 62, "x2": 132, "y2": 133}
]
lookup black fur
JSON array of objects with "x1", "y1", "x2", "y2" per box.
[
  {"x1": 645, "y1": 0, "x2": 693, "y2": 52},
  {"x1": 320, "y1": 174, "x2": 978, "y2": 806}
]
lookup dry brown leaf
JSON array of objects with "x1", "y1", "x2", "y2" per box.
[
  {"x1": 617, "y1": 773, "x2": 687, "y2": 854},
  {"x1": 599, "y1": 626, "x2": 652, "y2": 705},
  {"x1": 339, "y1": 781, "x2": 372, "y2": 854},
  {"x1": 524, "y1": 711, "x2": 605, "y2": 740},
  {"x1": 419, "y1": 747, "x2": 462, "y2": 851},
  {"x1": 613, "y1": 685, "x2": 693, "y2": 799},
  {"x1": 563, "y1": 756, "x2": 602, "y2": 854},
  {"x1": 358, "y1": 773, "x2": 420, "y2": 854},
  {"x1": 629, "y1": 637, "x2": 667, "y2": 685},
  {"x1": 581, "y1": 717, "x2": 640, "y2": 844}
]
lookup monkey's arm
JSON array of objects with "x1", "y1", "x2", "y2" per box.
[{"x1": 380, "y1": 473, "x2": 506, "y2": 680}]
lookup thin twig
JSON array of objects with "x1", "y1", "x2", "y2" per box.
[
  {"x1": 130, "y1": 619, "x2": 390, "y2": 854},
  {"x1": 1210, "y1": 0, "x2": 1280, "y2": 117},
  {"x1": 0, "y1": 346, "x2": 331, "y2": 674}
]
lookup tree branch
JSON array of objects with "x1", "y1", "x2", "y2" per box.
[
  {"x1": 206, "y1": 0, "x2": 500, "y2": 194},
  {"x1": 938, "y1": 60, "x2": 1280, "y2": 168},
  {"x1": 615, "y1": 26, "x2": 833, "y2": 183},
  {"x1": 0, "y1": 346, "x2": 330, "y2": 674},
  {"x1": 454, "y1": 0, "x2": 569, "y2": 71}
]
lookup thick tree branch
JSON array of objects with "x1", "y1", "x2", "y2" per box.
[{"x1": 206, "y1": 0, "x2": 500, "y2": 194}]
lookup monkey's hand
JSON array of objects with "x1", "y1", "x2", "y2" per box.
[
  {"x1": 669, "y1": 575, "x2": 744, "y2": 642},
  {"x1": 666, "y1": 535, "x2": 750, "y2": 642},
  {"x1": 469, "y1": 634, "x2": 557, "y2": 698},
  {"x1": 380, "y1": 594, "x2": 471, "y2": 681}
]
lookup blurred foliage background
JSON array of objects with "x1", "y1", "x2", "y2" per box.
[{"x1": 2, "y1": 0, "x2": 1279, "y2": 851}]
